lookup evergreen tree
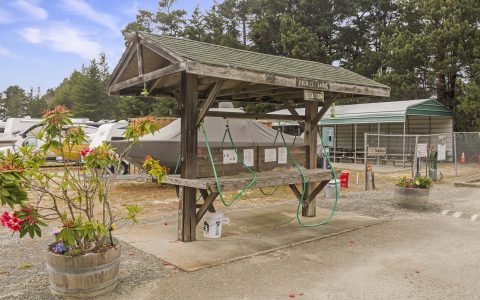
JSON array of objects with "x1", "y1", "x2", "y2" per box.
[
  {"x1": 122, "y1": 10, "x2": 156, "y2": 35},
  {"x1": 181, "y1": 5, "x2": 207, "y2": 41},
  {"x1": 0, "y1": 91, "x2": 6, "y2": 120},
  {"x1": 156, "y1": 0, "x2": 187, "y2": 36},
  {"x1": 3, "y1": 86, "x2": 28, "y2": 118}
]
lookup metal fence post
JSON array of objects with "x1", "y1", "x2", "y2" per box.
[
  {"x1": 354, "y1": 124, "x2": 357, "y2": 164},
  {"x1": 402, "y1": 122, "x2": 406, "y2": 168},
  {"x1": 412, "y1": 135, "x2": 419, "y2": 178},
  {"x1": 364, "y1": 133, "x2": 368, "y2": 190},
  {"x1": 453, "y1": 132, "x2": 458, "y2": 176},
  {"x1": 334, "y1": 124, "x2": 337, "y2": 163}
]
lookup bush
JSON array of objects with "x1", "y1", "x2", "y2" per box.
[{"x1": 0, "y1": 106, "x2": 167, "y2": 255}]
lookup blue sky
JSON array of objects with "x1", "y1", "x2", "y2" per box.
[{"x1": 0, "y1": 0, "x2": 216, "y2": 93}]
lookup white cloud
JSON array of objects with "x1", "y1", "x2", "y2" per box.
[
  {"x1": 12, "y1": 0, "x2": 48, "y2": 21},
  {"x1": 0, "y1": 7, "x2": 12, "y2": 23},
  {"x1": 0, "y1": 46, "x2": 16, "y2": 58},
  {"x1": 61, "y1": 0, "x2": 118, "y2": 32},
  {"x1": 19, "y1": 24, "x2": 101, "y2": 60}
]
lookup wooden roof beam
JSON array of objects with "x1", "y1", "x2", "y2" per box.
[
  {"x1": 205, "y1": 111, "x2": 305, "y2": 121},
  {"x1": 137, "y1": 43, "x2": 144, "y2": 77},
  {"x1": 186, "y1": 61, "x2": 390, "y2": 98},
  {"x1": 139, "y1": 36, "x2": 182, "y2": 63},
  {"x1": 219, "y1": 83, "x2": 283, "y2": 97},
  {"x1": 109, "y1": 42, "x2": 137, "y2": 87},
  {"x1": 108, "y1": 62, "x2": 185, "y2": 94}
]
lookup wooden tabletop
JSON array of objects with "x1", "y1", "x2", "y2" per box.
[{"x1": 164, "y1": 169, "x2": 332, "y2": 192}]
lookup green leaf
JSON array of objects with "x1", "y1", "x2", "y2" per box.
[{"x1": 28, "y1": 227, "x2": 34, "y2": 238}]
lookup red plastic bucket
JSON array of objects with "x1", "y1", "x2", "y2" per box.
[{"x1": 340, "y1": 172, "x2": 349, "y2": 188}]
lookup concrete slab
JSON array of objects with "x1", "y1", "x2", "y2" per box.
[{"x1": 116, "y1": 204, "x2": 381, "y2": 271}]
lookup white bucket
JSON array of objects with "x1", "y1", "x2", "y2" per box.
[
  {"x1": 203, "y1": 212, "x2": 229, "y2": 239},
  {"x1": 325, "y1": 179, "x2": 340, "y2": 198}
]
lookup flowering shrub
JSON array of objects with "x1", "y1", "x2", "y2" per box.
[
  {"x1": 0, "y1": 106, "x2": 166, "y2": 255},
  {"x1": 396, "y1": 176, "x2": 433, "y2": 189}
]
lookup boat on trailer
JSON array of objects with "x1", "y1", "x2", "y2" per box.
[
  {"x1": 110, "y1": 103, "x2": 302, "y2": 171},
  {"x1": 0, "y1": 117, "x2": 41, "y2": 147}
]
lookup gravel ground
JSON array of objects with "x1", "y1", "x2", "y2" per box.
[
  {"x1": 2, "y1": 176, "x2": 479, "y2": 299},
  {"x1": 0, "y1": 226, "x2": 177, "y2": 300}
]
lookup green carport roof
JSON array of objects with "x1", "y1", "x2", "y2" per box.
[{"x1": 270, "y1": 99, "x2": 453, "y2": 126}]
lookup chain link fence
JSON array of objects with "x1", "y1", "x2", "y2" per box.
[{"x1": 364, "y1": 132, "x2": 480, "y2": 178}]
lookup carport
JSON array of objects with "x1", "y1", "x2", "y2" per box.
[{"x1": 271, "y1": 99, "x2": 453, "y2": 164}]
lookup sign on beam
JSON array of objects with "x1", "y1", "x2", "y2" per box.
[
  {"x1": 303, "y1": 90, "x2": 324, "y2": 101},
  {"x1": 297, "y1": 78, "x2": 328, "y2": 90}
]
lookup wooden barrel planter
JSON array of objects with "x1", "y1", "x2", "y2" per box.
[
  {"x1": 47, "y1": 242, "x2": 121, "y2": 298},
  {"x1": 393, "y1": 185, "x2": 430, "y2": 208}
]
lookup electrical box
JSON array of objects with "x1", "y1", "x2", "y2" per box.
[{"x1": 322, "y1": 127, "x2": 334, "y2": 147}]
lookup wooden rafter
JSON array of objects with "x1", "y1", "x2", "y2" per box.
[
  {"x1": 136, "y1": 43, "x2": 144, "y2": 77},
  {"x1": 109, "y1": 63, "x2": 185, "y2": 94},
  {"x1": 108, "y1": 42, "x2": 136, "y2": 87},
  {"x1": 140, "y1": 38, "x2": 182, "y2": 63},
  {"x1": 197, "y1": 79, "x2": 224, "y2": 126}
]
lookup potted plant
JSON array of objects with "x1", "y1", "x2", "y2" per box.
[
  {"x1": 0, "y1": 106, "x2": 166, "y2": 297},
  {"x1": 427, "y1": 148, "x2": 438, "y2": 181},
  {"x1": 393, "y1": 176, "x2": 433, "y2": 208}
]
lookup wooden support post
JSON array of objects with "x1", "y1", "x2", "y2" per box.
[
  {"x1": 178, "y1": 72, "x2": 198, "y2": 242},
  {"x1": 303, "y1": 101, "x2": 318, "y2": 217},
  {"x1": 304, "y1": 180, "x2": 330, "y2": 206}
]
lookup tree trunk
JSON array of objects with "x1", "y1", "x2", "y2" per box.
[{"x1": 436, "y1": 73, "x2": 448, "y2": 106}]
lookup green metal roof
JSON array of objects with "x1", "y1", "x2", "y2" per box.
[
  {"x1": 406, "y1": 100, "x2": 453, "y2": 117},
  {"x1": 270, "y1": 99, "x2": 453, "y2": 126},
  {"x1": 141, "y1": 33, "x2": 389, "y2": 91}
]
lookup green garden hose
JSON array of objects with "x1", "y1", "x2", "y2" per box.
[
  {"x1": 200, "y1": 123, "x2": 257, "y2": 207},
  {"x1": 277, "y1": 129, "x2": 338, "y2": 227},
  {"x1": 198, "y1": 122, "x2": 338, "y2": 226},
  {"x1": 259, "y1": 129, "x2": 281, "y2": 196}
]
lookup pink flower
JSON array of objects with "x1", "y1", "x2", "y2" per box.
[
  {"x1": 1, "y1": 212, "x2": 10, "y2": 227},
  {"x1": 1, "y1": 212, "x2": 23, "y2": 232},
  {"x1": 80, "y1": 147, "x2": 93, "y2": 158}
]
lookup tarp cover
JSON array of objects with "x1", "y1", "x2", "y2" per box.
[
  {"x1": 141, "y1": 104, "x2": 301, "y2": 146},
  {"x1": 112, "y1": 103, "x2": 303, "y2": 169}
]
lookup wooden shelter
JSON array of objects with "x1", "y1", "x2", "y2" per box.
[{"x1": 108, "y1": 32, "x2": 390, "y2": 242}]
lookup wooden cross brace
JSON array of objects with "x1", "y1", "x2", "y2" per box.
[
  {"x1": 289, "y1": 180, "x2": 330, "y2": 214},
  {"x1": 195, "y1": 189, "x2": 219, "y2": 224}
]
